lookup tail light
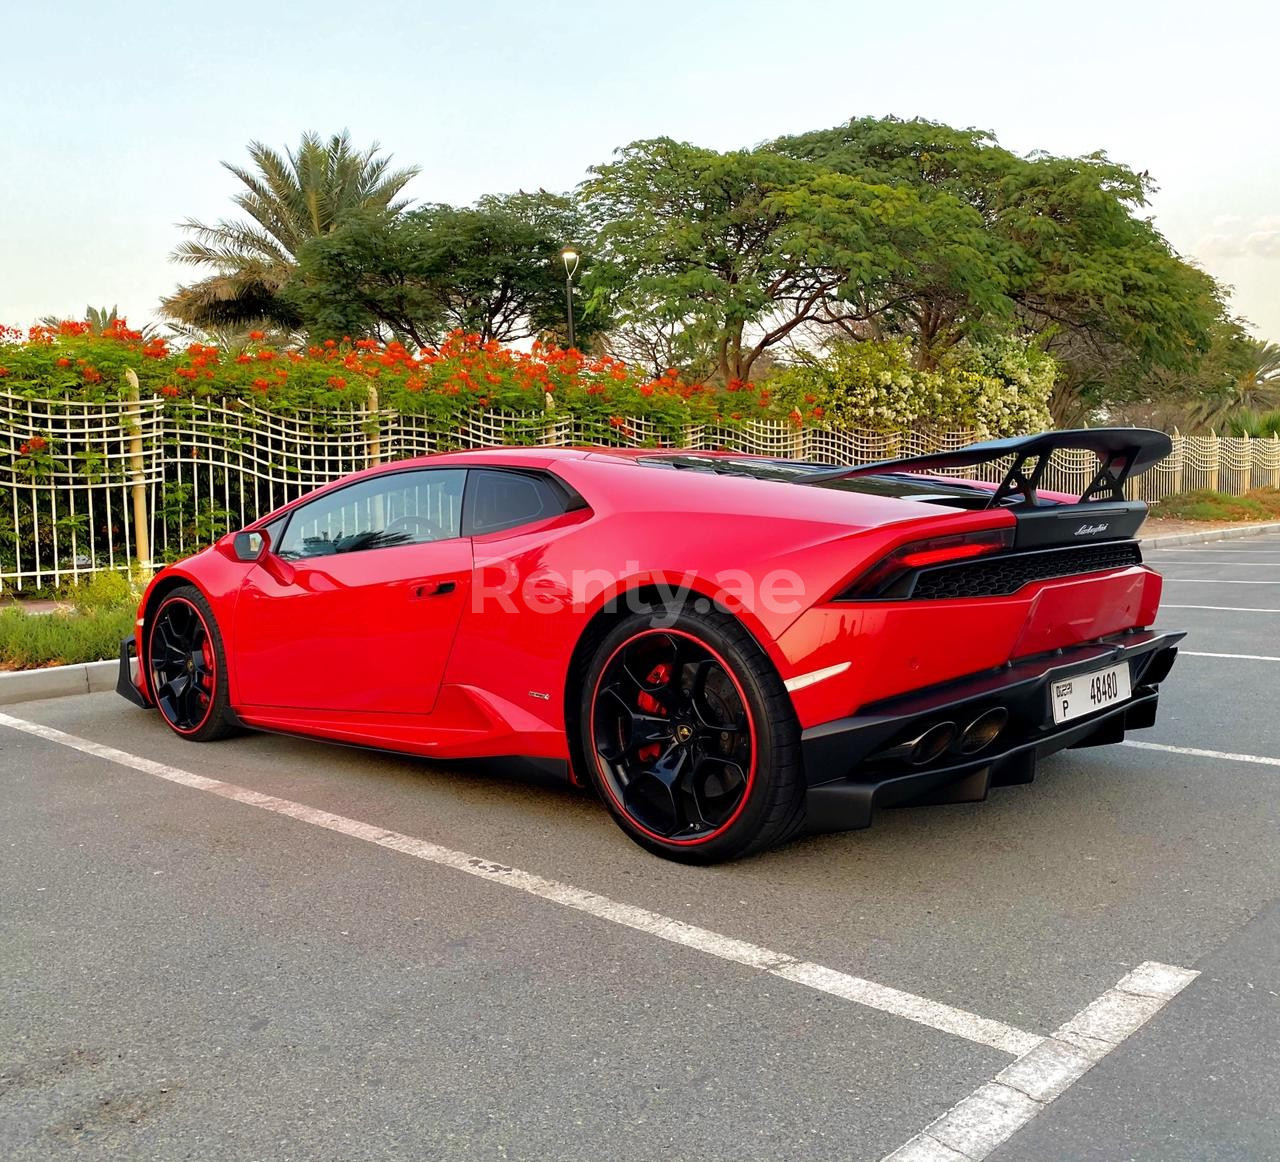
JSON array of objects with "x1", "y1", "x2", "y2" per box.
[{"x1": 838, "y1": 526, "x2": 1014, "y2": 599}]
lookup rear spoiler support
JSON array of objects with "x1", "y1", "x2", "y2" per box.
[{"x1": 809, "y1": 429, "x2": 1172, "y2": 508}]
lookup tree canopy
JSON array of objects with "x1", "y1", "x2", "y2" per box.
[
  {"x1": 580, "y1": 118, "x2": 1227, "y2": 420},
  {"x1": 162, "y1": 118, "x2": 1254, "y2": 429},
  {"x1": 284, "y1": 192, "x2": 593, "y2": 347}
]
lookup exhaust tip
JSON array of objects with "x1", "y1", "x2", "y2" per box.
[
  {"x1": 958, "y1": 707, "x2": 1009, "y2": 755},
  {"x1": 910, "y1": 721, "x2": 957, "y2": 766}
]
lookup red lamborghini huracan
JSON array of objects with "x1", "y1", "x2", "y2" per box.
[{"x1": 118, "y1": 429, "x2": 1182, "y2": 862}]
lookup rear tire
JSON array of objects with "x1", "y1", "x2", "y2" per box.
[
  {"x1": 146, "y1": 585, "x2": 237, "y2": 742},
  {"x1": 579, "y1": 606, "x2": 806, "y2": 863}
]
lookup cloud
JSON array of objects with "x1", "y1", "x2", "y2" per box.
[{"x1": 1194, "y1": 215, "x2": 1280, "y2": 260}]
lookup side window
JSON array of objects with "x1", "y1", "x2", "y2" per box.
[
  {"x1": 465, "y1": 470, "x2": 569, "y2": 535},
  {"x1": 277, "y1": 470, "x2": 466, "y2": 560}
]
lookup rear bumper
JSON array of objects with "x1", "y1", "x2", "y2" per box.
[
  {"x1": 116, "y1": 635, "x2": 151, "y2": 708},
  {"x1": 801, "y1": 629, "x2": 1183, "y2": 832}
]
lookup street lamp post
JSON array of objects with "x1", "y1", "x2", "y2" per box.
[{"x1": 560, "y1": 246, "x2": 580, "y2": 350}]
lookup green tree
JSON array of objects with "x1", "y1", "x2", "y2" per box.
[
  {"x1": 284, "y1": 192, "x2": 591, "y2": 347},
  {"x1": 582, "y1": 139, "x2": 1004, "y2": 383},
  {"x1": 1190, "y1": 334, "x2": 1280, "y2": 429},
  {"x1": 581, "y1": 139, "x2": 818, "y2": 383},
  {"x1": 163, "y1": 131, "x2": 419, "y2": 332},
  {"x1": 582, "y1": 128, "x2": 1177, "y2": 394},
  {"x1": 767, "y1": 116, "x2": 1226, "y2": 420}
]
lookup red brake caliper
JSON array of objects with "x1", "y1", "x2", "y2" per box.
[
  {"x1": 198, "y1": 639, "x2": 215, "y2": 706},
  {"x1": 635, "y1": 663, "x2": 671, "y2": 761}
]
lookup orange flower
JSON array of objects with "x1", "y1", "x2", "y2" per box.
[
  {"x1": 248, "y1": 330, "x2": 265, "y2": 341},
  {"x1": 56, "y1": 357, "x2": 72, "y2": 368},
  {"x1": 327, "y1": 376, "x2": 347, "y2": 390},
  {"x1": 252, "y1": 377, "x2": 270, "y2": 391}
]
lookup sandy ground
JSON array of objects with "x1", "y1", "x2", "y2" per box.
[{"x1": 1139, "y1": 516, "x2": 1280, "y2": 539}]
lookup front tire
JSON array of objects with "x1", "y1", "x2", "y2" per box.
[
  {"x1": 146, "y1": 585, "x2": 236, "y2": 742},
  {"x1": 579, "y1": 607, "x2": 805, "y2": 863}
]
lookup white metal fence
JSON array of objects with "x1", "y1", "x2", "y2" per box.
[{"x1": 3, "y1": 392, "x2": 1279, "y2": 590}]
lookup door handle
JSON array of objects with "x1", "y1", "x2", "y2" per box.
[{"x1": 414, "y1": 580, "x2": 457, "y2": 598}]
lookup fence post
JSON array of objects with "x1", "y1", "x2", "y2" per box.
[
  {"x1": 123, "y1": 369, "x2": 151, "y2": 574},
  {"x1": 366, "y1": 382, "x2": 382, "y2": 467},
  {"x1": 1168, "y1": 428, "x2": 1183, "y2": 497},
  {"x1": 1206, "y1": 432, "x2": 1220, "y2": 493}
]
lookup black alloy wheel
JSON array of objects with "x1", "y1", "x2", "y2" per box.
[
  {"x1": 581, "y1": 608, "x2": 806, "y2": 863},
  {"x1": 147, "y1": 587, "x2": 235, "y2": 741},
  {"x1": 592, "y1": 629, "x2": 755, "y2": 842}
]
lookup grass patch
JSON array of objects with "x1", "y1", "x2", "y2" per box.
[
  {"x1": 0, "y1": 571, "x2": 138, "y2": 670},
  {"x1": 1149, "y1": 488, "x2": 1280, "y2": 523}
]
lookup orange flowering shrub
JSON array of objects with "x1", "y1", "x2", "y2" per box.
[
  {"x1": 0, "y1": 320, "x2": 174, "y2": 401},
  {"x1": 0, "y1": 324, "x2": 779, "y2": 443}
]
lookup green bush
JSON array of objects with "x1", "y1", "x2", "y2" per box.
[
  {"x1": 1225, "y1": 409, "x2": 1280, "y2": 438},
  {"x1": 767, "y1": 336, "x2": 1054, "y2": 436},
  {"x1": 2, "y1": 319, "x2": 1056, "y2": 441},
  {"x1": 0, "y1": 320, "x2": 775, "y2": 436},
  {"x1": 1150, "y1": 489, "x2": 1280, "y2": 522},
  {"x1": 0, "y1": 570, "x2": 139, "y2": 670}
]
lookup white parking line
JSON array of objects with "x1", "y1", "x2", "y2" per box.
[
  {"x1": 1121, "y1": 740, "x2": 1280, "y2": 768},
  {"x1": 0, "y1": 710, "x2": 1039, "y2": 1056},
  {"x1": 1182, "y1": 650, "x2": 1280, "y2": 662},
  {"x1": 1162, "y1": 604, "x2": 1280, "y2": 613},
  {"x1": 1162, "y1": 579, "x2": 1280, "y2": 584},
  {"x1": 882, "y1": 962, "x2": 1199, "y2": 1161}
]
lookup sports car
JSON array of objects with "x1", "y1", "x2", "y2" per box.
[{"x1": 118, "y1": 428, "x2": 1183, "y2": 863}]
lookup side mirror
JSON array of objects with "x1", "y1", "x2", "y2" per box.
[{"x1": 232, "y1": 529, "x2": 269, "y2": 562}]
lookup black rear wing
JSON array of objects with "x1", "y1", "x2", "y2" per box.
[{"x1": 810, "y1": 428, "x2": 1173, "y2": 508}]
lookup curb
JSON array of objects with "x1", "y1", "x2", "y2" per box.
[
  {"x1": 0, "y1": 659, "x2": 117, "y2": 706},
  {"x1": 1141, "y1": 520, "x2": 1280, "y2": 549}
]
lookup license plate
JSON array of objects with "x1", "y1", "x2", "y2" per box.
[{"x1": 1050, "y1": 662, "x2": 1131, "y2": 725}]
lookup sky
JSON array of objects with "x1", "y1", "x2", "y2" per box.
[{"x1": 2, "y1": 0, "x2": 1277, "y2": 338}]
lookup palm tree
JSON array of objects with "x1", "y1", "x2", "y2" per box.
[
  {"x1": 1225, "y1": 408, "x2": 1280, "y2": 438},
  {"x1": 39, "y1": 304, "x2": 160, "y2": 337},
  {"x1": 1189, "y1": 336, "x2": 1280, "y2": 430},
  {"x1": 162, "y1": 131, "x2": 419, "y2": 331},
  {"x1": 1237, "y1": 339, "x2": 1280, "y2": 407},
  {"x1": 40, "y1": 304, "x2": 147, "y2": 330}
]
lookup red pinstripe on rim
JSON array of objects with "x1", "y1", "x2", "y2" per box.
[
  {"x1": 589, "y1": 627, "x2": 758, "y2": 846},
  {"x1": 147, "y1": 596, "x2": 218, "y2": 736}
]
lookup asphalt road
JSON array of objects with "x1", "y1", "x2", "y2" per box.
[{"x1": 2, "y1": 532, "x2": 1278, "y2": 1161}]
